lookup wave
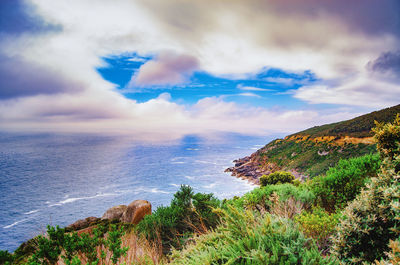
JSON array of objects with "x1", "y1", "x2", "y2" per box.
[
  {"x1": 134, "y1": 187, "x2": 170, "y2": 195},
  {"x1": 194, "y1": 160, "x2": 217, "y2": 165},
  {"x1": 150, "y1": 188, "x2": 169, "y2": 194},
  {"x1": 171, "y1": 157, "x2": 186, "y2": 161},
  {"x1": 48, "y1": 193, "x2": 116, "y2": 207},
  {"x1": 24, "y1": 209, "x2": 39, "y2": 215},
  {"x1": 4, "y1": 218, "x2": 31, "y2": 229}
]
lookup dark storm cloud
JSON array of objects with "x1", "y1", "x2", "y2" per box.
[
  {"x1": 265, "y1": 0, "x2": 400, "y2": 37},
  {"x1": 367, "y1": 51, "x2": 400, "y2": 76},
  {"x1": 0, "y1": 55, "x2": 83, "y2": 99},
  {"x1": 0, "y1": 0, "x2": 61, "y2": 35}
]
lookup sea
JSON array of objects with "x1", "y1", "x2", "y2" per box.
[{"x1": 0, "y1": 132, "x2": 277, "y2": 252}]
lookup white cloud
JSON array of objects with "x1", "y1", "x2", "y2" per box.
[
  {"x1": 237, "y1": 84, "x2": 273, "y2": 92},
  {"x1": 294, "y1": 74, "x2": 400, "y2": 108},
  {"x1": 129, "y1": 52, "x2": 199, "y2": 86},
  {"x1": 0, "y1": 91, "x2": 360, "y2": 140},
  {"x1": 0, "y1": 0, "x2": 399, "y2": 138},
  {"x1": 237, "y1": 92, "x2": 262, "y2": 98}
]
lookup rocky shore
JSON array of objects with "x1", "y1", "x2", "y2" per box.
[
  {"x1": 225, "y1": 150, "x2": 278, "y2": 185},
  {"x1": 225, "y1": 150, "x2": 307, "y2": 184}
]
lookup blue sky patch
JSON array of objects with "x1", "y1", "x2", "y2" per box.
[{"x1": 96, "y1": 53, "x2": 319, "y2": 109}]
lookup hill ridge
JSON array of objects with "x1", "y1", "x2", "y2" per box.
[{"x1": 226, "y1": 104, "x2": 400, "y2": 183}]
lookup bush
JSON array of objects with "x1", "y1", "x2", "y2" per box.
[
  {"x1": 0, "y1": 250, "x2": 14, "y2": 264},
  {"x1": 137, "y1": 185, "x2": 221, "y2": 253},
  {"x1": 232, "y1": 183, "x2": 315, "y2": 213},
  {"x1": 295, "y1": 207, "x2": 341, "y2": 252},
  {"x1": 331, "y1": 115, "x2": 400, "y2": 264},
  {"x1": 28, "y1": 224, "x2": 128, "y2": 265},
  {"x1": 170, "y1": 206, "x2": 338, "y2": 265},
  {"x1": 260, "y1": 171, "x2": 295, "y2": 186},
  {"x1": 310, "y1": 153, "x2": 381, "y2": 211}
]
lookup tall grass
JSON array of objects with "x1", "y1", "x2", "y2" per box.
[{"x1": 170, "y1": 205, "x2": 338, "y2": 265}]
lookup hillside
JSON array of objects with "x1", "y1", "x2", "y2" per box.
[{"x1": 226, "y1": 104, "x2": 400, "y2": 182}]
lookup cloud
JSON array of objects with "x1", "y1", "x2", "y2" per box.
[
  {"x1": 237, "y1": 93, "x2": 261, "y2": 98},
  {"x1": 130, "y1": 52, "x2": 199, "y2": 86},
  {"x1": 237, "y1": 84, "x2": 273, "y2": 92},
  {"x1": 294, "y1": 75, "x2": 400, "y2": 108},
  {"x1": 0, "y1": 0, "x2": 399, "y2": 138},
  {"x1": 0, "y1": 90, "x2": 360, "y2": 140},
  {"x1": 367, "y1": 50, "x2": 400, "y2": 78},
  {"x1": 0, "y1": 54, "x2": 83, "y2": 99},
  {"x1": 0, "y1": 0, "x2": 61, "y2": 35}
]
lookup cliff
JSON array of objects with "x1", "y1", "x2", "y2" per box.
[{"x1": 226, "y1": 104, "x2": 400, "y2": 183}]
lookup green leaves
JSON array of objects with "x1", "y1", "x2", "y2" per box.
[
  {"x1": 310, "y1": 153, "x2": 381, "y2": 211},
  {"x1": 137, "y1": 185, "x2": 221, "y2": 253},
  {"x1": 260, "y1": 171, "x2": 295, "y2": 186},
  {"x1": 27, "y1": 223, "x2": 127, "y2": 265},
  {"x1": 331, "y1": 116, "x2": 400, "y2": 264},
  {"x1": 170, "y1": 206, "x2": 338, "y2": 265}
]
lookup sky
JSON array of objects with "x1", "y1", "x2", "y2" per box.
[{"x1": 0, "y1": 0, "x2": 399, "y2": 140}]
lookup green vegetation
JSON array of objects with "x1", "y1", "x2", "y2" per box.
[
  {"x1": 294, "y1": 104, "x2": 400, "y2": 138},
  {"x1": 137, "y1": 185, "x2": 221, "y2": 253},
  {"x1": 309, "y1": 153, "x2": 381, "y2": 211},
  {"x1": 250, "y1": 104, "x2": 400, "y2": 178},
  {"x1": 0, "y1": 250, "x2": 14, "y2": 264},
  {"x1": 295, "y1": 207, "x2": 341, "y2": 252},
  {"x1": 259, "y1": 138, "x2": 376, "y2": 177},
  {"x1": 28, "y1": 223, "x2": 128, "y2": 265},
  {"x1": 232, "y1": 183, "x2": 315, "y2": 214},
  {"x1": 260, "y1": 171, "x2": 295, "y2": 186},
  {"x1": 170, "y1": 206, "x2": 338, "y2": 265},
  {"x1": 331, "y1": 115, "x2": 400, "y2": 264}
]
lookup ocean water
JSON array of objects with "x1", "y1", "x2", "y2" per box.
[{"x1": 0, "y1": 132, "x2": 275, "y2": 251}]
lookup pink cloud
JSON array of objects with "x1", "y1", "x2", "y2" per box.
[{"x1": 132, "y1": 52, "x2": 199, "y2": 86}]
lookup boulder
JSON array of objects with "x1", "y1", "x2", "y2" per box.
[
  {"x1": 68, "y1": 216, "x2": 99, "y2": 231},
  {"x1": 121, "y1": 200, "x2": 151, "y2": 224},
  {"x1": 102, "y1": 205, "x2": 127, "y2": 220}
]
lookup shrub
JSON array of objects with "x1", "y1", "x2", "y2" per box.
[
  {"x1": 0, "y1": 250, "x2": 14, "y2": 264},
  {"x1": 310, "y1": 153, "x2": 381, "y2": 211},
  {"x1": 295, "y1": 207, "x2": 341, "y2": 253},
  {"x1": 170, "y1": 206, "x2": 338, "y2": 265},
  {"x1": 28, "y1": 224, "x2": 128, "y2": 265},
  {"x1": 232, "y1": 183, "x2": 315, "y2": 214},
  {"x1": 260, "y1": 171, "x2": 295, "y2": 186},
  {"x1": 331, "y1": 116, "x2": 400, "y2": 264},
  {"x1": 330, "y1": 174, "x2": 398, "y2": 264},
  {"x1": 137, "y1": 185, "x2": 221, "y2": 253}
]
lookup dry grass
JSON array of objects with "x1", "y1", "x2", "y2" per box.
[
  {"x1": 268, "y1": 192, "x2": 305, "y2": 219},
  {"x1": 119, "y1": 230, "x2": 164, "y2": 265},
  {"x1": 54, "y1": 229, "x2": 164, "y2": 265}
]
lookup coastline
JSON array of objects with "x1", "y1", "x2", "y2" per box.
[{"x1": 225, "y1": 149, "x2": 308, "y2": 184}]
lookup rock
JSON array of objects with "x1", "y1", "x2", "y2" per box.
[
  {"x1": 121, "y1": 200, "x2": 151, "y2": 224},
  {"x1": 102, "y1": 205, "x2": 127, "y2": 220},
  {"x1": 68, "y1": 216, "x2": 99, "y2": 231}
]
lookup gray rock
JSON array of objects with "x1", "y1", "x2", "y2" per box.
[
  {"x1": 68, "y1": 216, "x2": 99, "y2": 230},
  {"x1": 102, "y1": 205, "x2": 127, "y2": 220}
]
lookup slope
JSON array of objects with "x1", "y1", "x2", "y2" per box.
[{"x1": 226, "y1": 104, "x2": 400, "y2": 183}]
